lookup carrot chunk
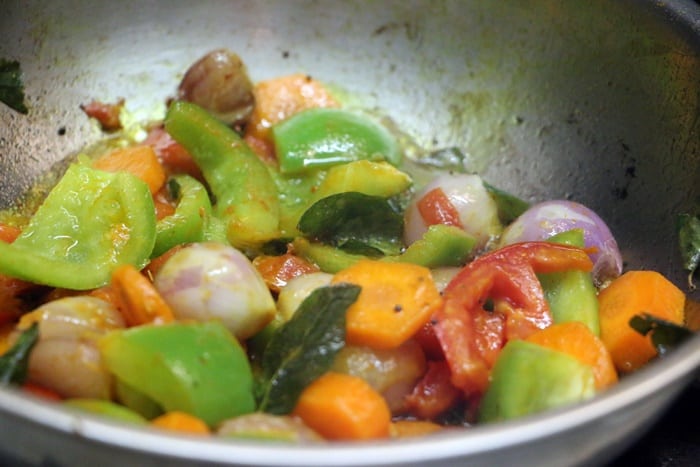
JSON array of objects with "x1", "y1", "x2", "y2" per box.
[
  {"x1": 292, "y1": 372, "x2": 391, "y2": 441},
  {"x1": 150, "y1": 411, "x2": 210, "y2": 435},
  {"x1": 244, "y1": 73, "x2": 339, "y2": 144},
  {"x1": 331, "y1": 260, "x2": 443, "y2": 349},
  {"x1": 598, "y1": 270, "x2": 686, "y2": 372},
  {"x1": 110, "y1": 264, "x2": 175, "y2": 326},
  {"x1": 93, "y1": 145, "x2": 166, "y2": 195}
]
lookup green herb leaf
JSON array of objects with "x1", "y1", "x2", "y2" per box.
[
  {"x1": 677, "y1": 213, "x2": 700, "y2": 288},
  {"x1": 0, "y1": 323, "x2": 39, "y2": 385},
  {"x1": 0, "y1": 59, "x2": 28, "y2": 114},
  {"x1": 258, "y1": 284, "x2": 360, "y2": 415},
  {"x1": 629, "y1": 314, "x2": 694, "y2": 356},
  {"x1": 298, "y1": 192, "x2": 404, "y2": 256}
]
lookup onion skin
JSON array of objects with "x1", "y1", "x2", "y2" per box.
[
  {"x1": 498, "y1": 200, "x2": 622, "y2": 284},
  {"x1": 404, "y1": 174, "x2": 502, "y2": 249},
  {"x1": 153, "y1": 242, "x2": 276, "y2": 340}
]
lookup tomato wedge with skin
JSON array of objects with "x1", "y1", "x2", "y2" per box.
[
  {"x1": 434, "y1": 242, "x2": 594, "y2": 397},
  {"x1": 417, "y1": 187, "x2": 464, "y2": 228}
]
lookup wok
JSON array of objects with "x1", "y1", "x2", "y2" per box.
[{"x1": 0, "y1": 1, "x2": 699, "y2": 466}]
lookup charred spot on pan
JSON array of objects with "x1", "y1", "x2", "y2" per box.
[
  {"x1": 612, "y1": 186, "x2": 628, "y2": 200},
  {"x1": 282, "y1": 51, "x2": 290, "y2": 59},
  {"x1": 57, "y1": 126, "x2": 66, "y2": 136}
]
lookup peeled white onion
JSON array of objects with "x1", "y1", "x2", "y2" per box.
[
  {"x1": 16, "y1": 296, "x2": 125, "y2": 399},
  {"x1": 276, "y1": 272, "x2": 333, "y2": 322},
  {"x1": 498, "y1": 200, "x2": 623, "y2": 284},
  {"x1": 154, "y1": 242, "x2": 276, "y2": 340},
  {"x1": 404, "y1": 174, "x2": 502, "y2": 249}
]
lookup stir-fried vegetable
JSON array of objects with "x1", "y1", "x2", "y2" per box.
[{"x1": 0, "y1": 48, "x2": 694, "y2": 443}]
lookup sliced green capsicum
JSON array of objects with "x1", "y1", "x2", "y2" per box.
[
  {"x1": 540, "y1": 229, "x2": 600, "y2": 335},
  {"x1": 164, "y1": 101, "x2": 280, "y2": 250},
  {"x1": 0, "y1": 163, "x2": 156, "y2": 290},
  {"x1": 272, "y1": 108, "x2": 401, "y2": 175},
  {"x1": 98, "y1": 321, "x2": 255, "y2": 427},
  {"x1": 479, "y1": 340, "x2": 596, "y2": 423},
  {"x1": 152, "y1": 175, "x2": 213, "y2": 258}
]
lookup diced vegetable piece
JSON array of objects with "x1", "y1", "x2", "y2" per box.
[
  {"x1": 499, "y1": 200, "x2": 622, "y2": 285},
  {"x1": 479, "y1": 340, "x2": 596, "y2": 423},
  {"x1": 151, "y1": 411, "x2": 211, "y2": 435},
  {"x1": 387, "y1": 224, "x2": 475, "y2": 268},
  {"x1": 331, "y1": 260, "x2": 443, "y2": 349},
  {"x1": 539, "y1": 229, "x2": 600, "y2": 335},
  {"x1": 292, "y1": 372, "x2": 391, "y2": 441},
  {"x1": 152, "y1": 175, "x2": 213, "y2": 258},
  {"x1": 404, "y1": 174, "x2": 502, "y2": 249},
  {"x1": 93, "y1": 145, "x2": 166, "y2": 195},
  {"x1": 114, "y1": 379, "x2": 162, "y2": 419},
  {"x1": 177, "y1": 49, "x2": 254, "y2": 127},
  {"x1": 526, "y1": 321, "x2": 618, "y2": 390},
  {"x1": 165, "y1": 101, "x2": 280, "y2": 249},
  {"x1": 253, "y1": 252, "x2": 319, "y2": 294},
  {"x1": 276, "y1": 272, "x2": 334, "y2": 321},
  {"x1": 273, "y1": 108, "x2": 401, "y2": 174},
  {"x1": 0, "y1": 164, "x2": 156, "y2": 290},
  {"x1": 154, "y1": 242, "x2": 276, "y2": 340},
  {"x1": 331, "y1": 340, "x2": 427, "y2": 413},
  {"x1": 435, "y1": 242, "x2": 593, "y2": 396},
  {"x1": 99, "y1": 321, "x2": 255, "y2": 427},
  {"x1": 404, "y1": 360, "x2": 462, "y2": 420},
  {"x1": 598, "y1": 270, "x2": 686, "y2": 372},
  {"x1": 64, "y1": 398, "x2": 147, "y2": 424},
  {"x1": 312, "y1": 160, "x2": 412, "y2": 201},
  {"x1": 245, "y1": 73, "x2": 339, "y2": 144},
  {"x1": 18, "y1": 296, "x2": 125, "y2": 399},
  {"x1": 110, "y1": 264, "x2": 175, "y2": 326}
]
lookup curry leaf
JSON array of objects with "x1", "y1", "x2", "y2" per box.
[
  {"x1": 0, "y1": 59, "x2": 28, "y2": 114},
  {"x1": 677, "y1": 213, "x2": 700, "y2": 289},
  {"x1": 0, "y1": 323, "x2": 39, "y2": 385},
  {"x1": 258, "y1": 284, "x2": 361, "y2": 415},
  {"x1": 298, "y1": 192, "x2": 404, "y2": 256},
  {"x1": 629, "y1": 314, "x2": 694, "y2": 356}
]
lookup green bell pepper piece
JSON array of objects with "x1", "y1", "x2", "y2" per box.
[
  {"x1": 311, "y1": 160, "x2": 412, "y2": 201},
  {"x1": 0, "y1": 164, "x2": 156, "y2": 290},
  {"x1": 64, "y1": 399, "x2": 148, "y2": 425},
  {"x1": 152, "y1": 175, "x2": 213, "y2": 257},
  {"x1": 387, "y1": 224, "x2": 476, "y2": 268},
  {"x1": 114, "y1": 379, "x2": 163, "y2": 420},
  {"x1": 540, "y1": 229, "x2": 600, "y2": 336},
  {"x1": 479, "y1": 340, "x2": 596, "y2": 423},
  {"x1": 293, "y1": 224, "x2": 476, "y2": 273},
  {"x1": 99, "y1": 321, "x2": 255, "y2": 427},
  {"x1": 164, "y1": 101, "x2": 280, "y2": 250},
  {"x1": 272, "y1": 108, "x2": 401, "y2": 175}
]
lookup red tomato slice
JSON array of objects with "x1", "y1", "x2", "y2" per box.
[
  {"x1": 434, "y1": 242, "x2": 593, "y2": 396},
  {"x1": 417, "y1": 188, "x2": 464, "y2": 228},
  {"x1": 405, "y1": 360, "x2": 462, "y2": 419}
]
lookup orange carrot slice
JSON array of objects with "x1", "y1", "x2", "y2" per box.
[
  {"x1": 110, "y1": 264, "x2": 175, "y2": 326},
  {"x1": 331, "y1": 260, "x2": 443, "y2": 349},
  {"x1": 93, "y1": 145, "x2": 166, "y2": 195},
  {"x1": 150, "y1": 411, "x2": 210, "y2": 435},
  {"x1": 292, "y1": 372, "x2": 391, "y2": 441},
  {"x1": 598, "y1": 270, "x2": 686, "y2": 372}
]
